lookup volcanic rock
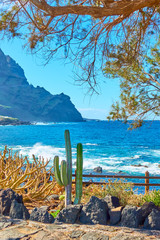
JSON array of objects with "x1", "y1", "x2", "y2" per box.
[
  {"x1": 55, "y1": 204, "x2": 82, "y2": 224},
  {"x1": 79, "y1": 196, "x2": 109, "y2": 225}
]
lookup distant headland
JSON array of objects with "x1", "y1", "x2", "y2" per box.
[
  {"x1": 0, "y1": 116, "x2": 31, "y2": 126},
  {"x1": 0, "y1": 49, "x2": 83, "y2": 123}
]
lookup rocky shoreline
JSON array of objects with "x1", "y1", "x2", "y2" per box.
[{"x1": 0, "y1": 117, "x2": 31, "y2": 126}]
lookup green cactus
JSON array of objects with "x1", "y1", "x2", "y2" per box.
[
  {"x1": 54, "y1": 156, "x2": 63, "y2": 186},
  {"x1": 60, "y1": 160, "x2": 68, "y2": 186},
  {"x1": 64, "y1": 130, "x2": 72, "y2": 205},
  {"x1": 53, "y1": 130, "x2": 83, "y2": 207},
  {"x1": 74, "y1": 143, "x2": 83, "y2": 204}
]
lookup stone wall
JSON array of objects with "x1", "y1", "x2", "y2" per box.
[
  {"x1": 1, "y1": 188, "x2": 160, "y2": 231},
  {"x1": 55, "y1": 195, "x2": 160, "y2": 231}
]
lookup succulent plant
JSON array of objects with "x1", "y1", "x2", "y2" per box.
[
  {"x1": 54, "y1": 130, "x2": 83, "y2": 206},
  {"x1": 0, "y1": 146, "x2": 55, "y2": 203},
  {"x1": 64, "y1": 129, "x2": 72, "y2": 205},
  {"x1": 74, "y1": 143, "x2": 83, "y2": 204}
]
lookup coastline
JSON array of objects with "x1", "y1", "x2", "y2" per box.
[{"x1": 0, "y1": 116, "x2": 31, "y2": 126}]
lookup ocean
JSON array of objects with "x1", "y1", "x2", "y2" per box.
[{"x1": 0, "y1": 120, "x2": 160, "y2": 192}]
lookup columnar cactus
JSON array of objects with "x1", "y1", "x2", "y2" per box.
[
  {"x1": 74, "y1": 143, "x2": 83, "y2": 204},
  {"x1": 64, "y1": 130, "x2": 72, "y2": 205},
  {"x1": 53, "y1": 130, "x2": 83, "y2": 207}
]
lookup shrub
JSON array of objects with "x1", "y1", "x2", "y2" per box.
[
  {"x1": 142, "y1": 190, "x2": 160, "y2": 207},
  {"x1": 0, "y1": 146, "x2": 56, "y2": 203},
  {"x1": 80, "y1": 183, "x2": 108, "y2": 204},
  {"x1": 80, "y1": 179, "x2": 143, "y2": 207},
  {"x1": 105, "y1": 179, "x2": 135, "y2": 206}
]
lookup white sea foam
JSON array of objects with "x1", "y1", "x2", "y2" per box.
[
  {"x1": 84, "y1": 143, "x2": 98, "y2": 146},
  {"x1": 83, "y1": 159, "x2": 115, "y2": 171},
  {"x1": 17, "y1": 143, "x2": 65, "y2": 162},
  {"x1": 82, "y1": 154, "x2": 142, "y2": 171},
  {"x1": 6, "y1": 143, "x2": 160, "y2": 175},
  {"x1": 104, "y1": 155, "x2": 140, "y2": 161},
  {"x1": 82, "y1": 156, "x2": 122, "y2": 170},
  {"x1": 137, "y1": 149, "x2": 160, "y2": 157},
  {"x1": 81, "y1": 152, "x2": 160, "y2": 175},
  {"x1": 34, "y1": 122, "x2": 55, "y2": 125},
  {"x1": 151, "y1": 150, "x2": 160, "y2": 157},
  {"x1": 121, "y1": 162, "x2": 160, "y2": 174}
]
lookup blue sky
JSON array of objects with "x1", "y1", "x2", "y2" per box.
[{"x1": 0, "y1": 38, "x2": 120, "y2": 120}]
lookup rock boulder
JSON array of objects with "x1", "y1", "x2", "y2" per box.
[
  {"x1": 109, "y1": 206, "x2": 123, "y2": 225},
  {"x1": 30, "y1": 207, "x2": 54, "y2": 223},
  {"x1": 139, "y1": 202, "x2": 158, "y2": 225},
  {"x1": 0, "y1": 188, "x2": 23, "y2": 216},
  {"x1": 93, "y1": 166, "x2": 102, "y2": 173},
  {"x1": 79, "y1": 196, "x2": 109, "y2": 225},
  {"x1": 55, "y1": 205, "x2": 82, "y2": 224},
  {"x1": 9, "y1": 199, "x2": 30, "y2": 220},
  {"x1": 143, "y1": 209, "x2": 160, "y2": 230},
  {"x1": 120, "y1": 205, "x2": 141, "y2": 228},
  {"x1": 103, "y1": 195, "x2": 120, "y2": 210}
]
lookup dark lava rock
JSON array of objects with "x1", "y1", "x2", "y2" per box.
[
  {"x1": 143, "y1": 209, "x2": 160, "y2": 230},
  {"x1": 30, "y1": 207, "x2": 54, "y2": 223},
  {"x1": 103, "y1": 195, "x2": 120, "y2": 210},
  {"x1": 9, "y1": 199, "x2": 30, "y2": 220},
  {"x1": 55, "y1": 205, "x2": 82, "y2": 224},
  {"x1": 120, "y1": 205, "x2": 141, "y2": 228},
  {"x1": 139, "y1": 202, "x2": 158, "y2": 225},
  {"x1": 79, "y1": 196, "x2": 108, "y2": 225},
  {"x1": 93, "y1": 166, "x2": 102, "y2": 173},
  {"x1": 0, "y1": 188, "x2": 23, "y2": 215},
  {"x1": 131, "y1": 164, "x2": 148, "y2": 168},
  {"x1": 109, "y1": 206, "x2": 123, "y2": 225}
]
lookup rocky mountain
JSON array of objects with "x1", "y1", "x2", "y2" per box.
[{"x1": 0, "y1": 49, "x2": 83, "y2": 122}]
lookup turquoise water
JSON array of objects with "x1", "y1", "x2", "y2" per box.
[{"x1": 0, "y1": 121, "x2": 160, "y2": 191}]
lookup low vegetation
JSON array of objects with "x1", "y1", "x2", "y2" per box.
[
  {"x1": 0, "y1": 146, "x2": 56, "y2": 203},
  {"x1": 80, "y1": 180, "x2": 142, "y2": 207},
  {"x1": 143, "y1": 190, "x2": 160, "y2": 207},
  {"x1": 80, "y1": 180, "x2": 160, "y2": 208},
  {"x1": 0, "y1": 116, "x2": 18, "y2": 121}
]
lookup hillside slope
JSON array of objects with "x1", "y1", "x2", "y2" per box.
[{"x1": 0, "y1": 49, "x2": 83, "y2": 122}]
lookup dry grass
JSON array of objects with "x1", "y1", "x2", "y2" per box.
[{"x1": 79, "y1": 179, "x2": 144, "y2": 207}]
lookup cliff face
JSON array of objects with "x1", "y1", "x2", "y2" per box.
[{"x1": 0, "y1": 49, "x2": 83, "y2": 122}]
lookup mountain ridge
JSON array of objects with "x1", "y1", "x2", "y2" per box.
[{"x1": 0, "y1": 49, "x2": 83, "y2": 122}]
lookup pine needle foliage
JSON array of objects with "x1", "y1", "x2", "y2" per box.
[
  {"x1": 104, "y1": 39, "x2": 160, "y2": 128},
  {"x1": 0, "y1": 0, "x2": 160, "y2": 91}
]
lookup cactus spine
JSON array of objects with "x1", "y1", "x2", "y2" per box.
[
  {"x1": 53, "y1": 130, "x2": 83, "y2": 207},
  {"x1": 74, "y1": 143, "x2": 83, "y2": 204}
]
